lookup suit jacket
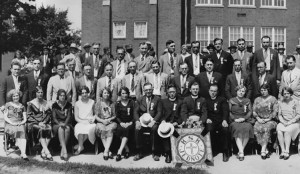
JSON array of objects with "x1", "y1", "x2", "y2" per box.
[
  {"x1": 75, "y1": 75, "x2": 97, "y2": 100},
  {"x1": 96, "y1": 76, "x2": 119, "y2": 102},
  {"x1": 134, "y1": 54, "x2": 156, "y2": 73},
  {"x1": 84, "y1": 54, "x2": 105, "y2": 78},
  {"x1": 54, "y1": 53, "x2": 67, "y2": 67},
  {"x1": 252, "y1": 48, "x2": 281, "y2": 81},
  {"x1": 134, "y1": 95, "x2": 162, "y2": 122},
  {"x1": 0, "y1": 75, "x2": 28, "y2": 106},
  {"x1": 182, "y1": 96, "x2": 207, "y2": 123},
  {"x1": 39, "y1": 54, "x2": 54, "y2": 75},
  {"x1": 111, "y1": 59, "x2": 129, "y2": 79},
  {"x1": 253, "y1": 73, "x2": 278, "y2": 99},
  {"x1": 47, "y1": 74, "x2": 77, "y2": 106},
  {"x1": 159, "y1": 53, "x2": 180, "y2": 76},
  {"x1": 184, "y1": 53, "x2": 206, "y2": 77},
  {"x1": 169, "y1": 75, "x2": 195, "y2": 99},
  {"x1": 79, "y1": 52, "x2": 92, "y2": 64},
  {"x1": 143, "y1": 72, "x2": 169, "y2": 99},
  {"x1": 225, "y1": 72, "x2": 253, "y2": 100},
  {"x1": 206, "y1": 96, "x2": 229, "y2": 124},
  {"x1": 120, "y1": 72, "x2": 144, "y2": 100},
  {"x1": 279, "y1": 68, "x2": 300, "y2": 100},
  {"x1": 26, "y1": 70, "x2": 49, "y2": 101},
  {"x1": 161, "y1": 98, "x2": 185, "y2": 124},
  {"x1": 195, "y1": 71, "x2": 223, "y2": 99},
  {"x1": 232, "y1": 51, "x2": 252, "y2": 74}
]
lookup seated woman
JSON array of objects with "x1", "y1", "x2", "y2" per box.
[
  {"x1": 229, "y1": 85, "x2": 253, "y2": 161},
  {"x1": 74, "y1": 86, "x2": 96, "y2": 155},
  {"x1": 2, "y1": 89, "x2": 28, "y2": 160},
  {"x1": 115, "y1": 87, "x2": 134, "y2": 161},
  {"x1": 253, "y1": 84, "x2": 278, "y2": 160},
  {"x1": 52, "y1": 89, "x2": 73, "y2": 161},
  {"x1": 277, "y1": 87, "x2": 300, "y2": 160},
  {"x1": 27, "y1": 86, "x2": 52, "y2": 161},
  {"x1": 95, "y1": 87, "x2": 117, "y2": 160}
]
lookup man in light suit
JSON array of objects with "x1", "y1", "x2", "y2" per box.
[
  {"x1": 159, "y1": 40, "x2": 180, "y2": 77},
  {"x1": 184, "y1": 41, "x2": 205, "y2": 77},
  {"x1": 96, "y1": 63, "x2": 118, "y2": 102},
  {"x1": 65, "y1": 58, "x2": 81, "y2": 80},
  {"x1": 231, "y1": 38, "x2": 252, "y2": 74},
  {"x1": 111, "y1": 47, "x2": 128, "y2": 80},
  {"x1": 121, "y1": 61, "x2": 144, "y2": 101},
  {"x1": 84, "y1": 42, "x2": 105, "y2": 79},
  {"x1": 169, "y1": 62, "x2": 195, "y2": 100},
  {"x1": 251, "y1": 36, "x2": 281, "y2": 84},
  {"x1": 47, "y1": 63, "x2": 77, "y2": 106},
  {"x1": 134, "y1": 42, "x2": 156, "y2": 73},
  {"x1": 0, "y1": 61, "x2": 28, "y2": 106},
  {"x1": 252, "y1": 61, "x2": 278, "y2": 100},
  {"x1": 225, "y1": 59, "x2": 253, "y2": 100},
  {"x1": 75, "y1": 64, "x2": 97, "y2": 100},
  {"x1": 279, "y1": 55, "x2": 300, "y2": 100},
  {"x1": 143, "y1": 61, "x2": 169, "y2": 99},
  {"x1": 26, "y1": 58, "x2": 49, "y2": 101}
]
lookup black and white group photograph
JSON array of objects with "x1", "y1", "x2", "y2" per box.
[{"x1": 0, "y1": 0, "x2": 300, "y2": 173}]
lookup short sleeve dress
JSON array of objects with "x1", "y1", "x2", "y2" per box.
[
  {"x1": 229, "y1": 97, "x2": 254, "y2": 139},
  {"x1": 4, "y1": 102, "x2": 26, "y2": 139},
  {"x1": 52, "y1": 101, "x2": 73, "y2": 136},
  {"x1": 115, "y1": 100, "x2": 135, "y2": 138}
]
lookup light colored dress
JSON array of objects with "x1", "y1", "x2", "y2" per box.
[
  {"x1": 253, "y1": 96, "x2": 278, "y2": 145},
  {"x1": 277, "y1": 99, "x2": 300, "y2": 140},
  {"x1": 74, "y1": 99, "x2": 96, "y2": 144},
  {"x1": 4, "y1": 102, "x2": 26, "y2": 139}
]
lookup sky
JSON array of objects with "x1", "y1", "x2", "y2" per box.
[{"x1": 26, "y1": 0, "x2": 82, "y2": 30}]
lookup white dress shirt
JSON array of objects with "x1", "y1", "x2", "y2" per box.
[
  {"x1": 153, "y1": 73, "x2": 161, "y2": 95},
  {"x1": 235, "y1": 71, "x2": 242, "y2": 85},
  {"x1": 12, "y1": 75, "x2": 20, "y2": 90},
  {"x1": 192, "y1": 53, "x2": 200, "y2": 75},
  {"x1": 263, "y1": 48, "x2": 271, "y2": 71}
]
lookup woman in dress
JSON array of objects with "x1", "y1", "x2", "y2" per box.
[
  {"x1": 2, "y1": 89, "x2": 28, "y2": 160},
  {"x1": 95, "y1": 87, "x2": 117, "y2": 160},
  {"x1": 74, "y1": 86, "x2": 96, "y2": 155},
  {"x1": 229, "y1": 85, "x2": 254, "y2": 161},
  {"x1": 27, "y1": 86, "x2": 53, "y2": 161},
  {"x1": 253, "y1": 84, "x2": 278, "y2": 159},
  {"x1": 52, "y1": 89, "x2": 73, "y2": 161},
  {"x1": 277, "y1": 87, "x2": 300, "y2": 160},
  {"x1": 115, "y1": 87, "x2": 134, "y2": 161}
]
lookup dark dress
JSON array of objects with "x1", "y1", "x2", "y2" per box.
[
  {"x1": 115, "y1": 100, "x2": 135, "y2": 138},
  {"x1": 52, "y1": 102, "x2": 73, "y2": 136},
  {"x1": 27, "y1": 100, "x2": 52, "y2": 145},
  {"x1": 229, "y1": 97, "x2": 254, "y2": 139}
]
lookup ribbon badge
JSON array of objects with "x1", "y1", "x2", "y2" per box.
[
  {"x1": 270, "y1": 53, "x2": 273, "y2": 61},
  {"x1": 244, "y1": 105, "x2": 247, "y2": 113},
  {"x1": 64, "y1": 109, "x2": 68, "y2": 116},
  {"x1": 150, "y1": 103, "x2": 154, "y2": 110},
  {"x1": 197, "y1": 102, "x2": 201, "y2": 110},
  {"x1": 240, "y1": 78, "x2": 244, "y2": 85},
  {"x1": 38, "y1": 79, "x2": 41, "y2": 87},
  {"x1": 173, "y1": 103, "x2": 177, "y2": 111},
  {"x1": 220, "y1": 57, "x2": 224, "y2": 64},
  {"x1": 210, "y1": 77, "x2": 215, "y2": 84},
  {"x1": 186, "y1": 81, "x2": 189, "y2": 89},
  {"x1": 214, "y1": 103, "x2": 217, "y2": 111},
  {"x1": 127, "y1": 108, "x2": 130, "y2": 115}
]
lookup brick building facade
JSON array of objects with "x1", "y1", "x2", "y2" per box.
[{"x1": 82, "y1": 0, "x2": 300, "y2": 56}]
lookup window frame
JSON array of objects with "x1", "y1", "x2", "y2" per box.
[
  {"x1": 195, "y1": 0, "x2": 224, "y2": 7},
  {"x1": 260, "y1": 0, "x2": 286, "y2": 9},
  {"x1": 134, "y1": 21, "x2": 148, "y2": 39},
  {"x1": 228, "y1": 26, "x2": 255, "y2": 50},
  {"x1": 112, "y1": 21, "x2": 126, "y2": 39},
  {"x1": 228, "y1": 0, "x2": 256, "y2": 8},
  {"x1": 260, "y1": 27, "x2": 286, "y2": 50},
  {"x1": 196, "y1": 25, "x2": 223, "y2": 50}
]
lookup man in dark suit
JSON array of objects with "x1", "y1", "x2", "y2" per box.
[
  {"x1": 184, "y1": 41, "x2": 205, "y2": 76},
  {"x1": 205, "y1": 38, "x2": 234, "y2": 88},
  {"x1": 53, "y1": 44, "x2": 67, "y2": 69},
  {"x1": 75, "y1": 64, "x2": 97, "y2": 100},
  {"x1": 169, "y1": 62, "x2": 195, "y2": 99},
  {"x1": 253, "y1": 61, "x2": 278, "y2": 100},
  {"x1": 0, "y1": 61, "x2": 28, "y2": 106},
  {"x1": 84, "y1": 42, "x2": 105, "y2": 79},
  {"x1": 159, "y1": 40, "x2": 181, "y2": 77},
  {"x1": 26, "y1": 58, "x2": 49, "y2": 101},
  {"x1": 206, "y1": 84, "x2": 230, "y2": 162},
  {"x1": 225, "y1": 59, "x2": 253, "y2": 100},
  {"x1": 40, "y1": 46, "x2": 55, "y2": 76},
  {"x1": 79, "y1": 43, "x2": 92, "y2": 64},
  {"x1": 195, "y1": 59, "x2": 223, "y2": 99},
  {"x1": 133, "y1": 82, "x2": 162, "y2": 161},
  {"x1": 160, "y1": 84, "x2": 185, "y2": 163},
  {"x1": 251, "y1": 36, "x2": 281, "y2": 84}
]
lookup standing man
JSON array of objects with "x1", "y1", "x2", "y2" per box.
[
  {"x1": 84, "y1": 42, "x2": 105, "y2": 79},
  {"x1": 61, "y1": 43, "x2": 82, "y2": 76},
  {"x1": 277, "y1": 44, "x2": 287, "y2": 72},
  {"x1": 185, "y1": 41, "x2": 205, "y2": 77},
  {"x1": 54, "y1": 44, "x2": 67, "y2": 69},
  {"x1": 47, "y1": 63, "x2": 77, "y2": 106},
  {"x1": 225, "y1": 59, "x2": 253, "y2": 100},
  {"x1": 134, "y1": 42, "x2": 156, "y2": 73},
  {"x1": 75, "y1": 64, "x2": 97, "y2": 100},
  {"x1": 65, "y1": 58, "x2": 80, "y2": 79},
  {"x1": 26, "y1": 58, "x2": 49, "y2": 101},
  {"x1": 293, "y1": 45, "x2": 300, "y2": 69},
  {"x1": 279, "y1": 55, "x2": 300, "y2": 100},
  {"x1": 228, "y1": 45, "x2": 237, "y2": 55},
  {"x1": 125, "y1": 44, "x2": 135, "y2": 62},
  {"x1": 40, "y1": 46, "x2": 54, "y2": 75},
  {"x1": 0, "y1": 62, "x2": 28, "y2": 106},
  {"x1": 79, "y1": 43, "x2": 92, "y2": 64},
  {"x1": 111, "y1": 47, "x2": 128, "y2": 80},
  {"x1": 144, "y1": 61, "x2": 169, "y2": 99},
  {"x1": 169, "y1": 62, "x2": 195, "y2": 99},
  {"x1": 207, "y1": 43, "x2": 215, "y2": 55},
  {"x1": 251, "y1": 36, "x2": 281, "y2": 84},
  {"x1": 232, "y1": 38, "x2": 252, "y2": 74},
  {"x1": 159, "y1": 40, "x2": 181, "y2": 77}
]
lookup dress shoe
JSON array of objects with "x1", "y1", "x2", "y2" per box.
[
  {"x1": 133, "y1": 154, "x2": 143, "y2": 161},
  {"x1": 279, "y1": 154, "x2": 284, "y2": 159},
  {"x1": 261, "y1": 152, "x2": 266, "y2": 160},
  {"x1": 103, "y1": 155, "x2": 109, "y2": 160},
  {"x1": 153, "y1": 155, "x2": 160, "y2": 161},
  {"x1": 222, "y1": 153, "x2": 229, "y2": 162},
  {"x1": 124, "y1": 152, "x2": 130, "y2": 159},
  {"x1": 284, "y1": 152, "x2": 289, "y2": 160},
  {"x1": 116, "y1": 154, "x2": 122, "y2": 161},
  {"x1": 165, "y1": 155, "x2": 171, "y2": 163},
  {"x1": 21, "y1": 157, "x2": 29, "y2": 161}
]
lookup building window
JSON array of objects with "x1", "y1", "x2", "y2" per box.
[
  {"x1": 229, "y1": 26, "x2": 255, "y2": 48},
  {"x1": 261, "y1": 0, "x2": 286, "y2": 8},
  {"x1": 196, "y1": 0, "x2": 223, "y2": 6},
  {"x1": 261, "y1": 27, "x2": 286, "y2": 49},
  {"x1": 113, "y1": 22, "x2": 126, "y2": 39},
  {"x1": 229, "y1": 0, "x2": 255, "y2": 6},
  {"x1": 196, "y1": 26, "x2": 222, "y2": 50},
  {"x1": 134, "y1": 22, "x2": 147, "y2": 39}
]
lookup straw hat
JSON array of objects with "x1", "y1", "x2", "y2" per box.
[
  {"x1": 70, "y1": 43, "x2": 78, "y2": 49},
  {"x1": 158, "y1": 122, "x2": 175, "y2": 138},
  {"x1": 139, "y1": 113, "x2": 154, "y2": 127}
]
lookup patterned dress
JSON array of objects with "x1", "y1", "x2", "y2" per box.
[
  {"x1": 253, "y1": 96, "x2": 278, "y2": 145},
  {"x1": 4, "y1": 102, "x2": 26, "y2": 139}
]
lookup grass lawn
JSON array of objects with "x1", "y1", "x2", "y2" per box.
[{"x1": 0, "y1": 156, "x2": 209, "y2": 174}]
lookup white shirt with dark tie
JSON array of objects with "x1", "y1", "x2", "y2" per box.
[
  {"x1": 235, "y1": 71, "x2": 242, "y2": 85},
  {"x1": 153, "y1": 73, "x2": 161, "y2": 95},
  {"x1": 12, "y1": 75, "x2": 19, "y2": 90},
  {"x1": 192, "y1": 53, "x2": 200, "y2": 75},
  {"x1": 263, "y1": 48, "x2": 271, "y2": 71}
]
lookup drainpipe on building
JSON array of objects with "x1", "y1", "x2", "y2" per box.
[{"x1": 156, "y1": 1, "x2": 159, "y2": 56}]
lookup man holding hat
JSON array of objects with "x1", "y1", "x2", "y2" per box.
[
  {"x1": 228, "y1": 45, "x2": 237, "y2": 55},
  {"x1": 39, "y1": 46, "x2": 54, "y2": 75},
  {"x1": 294, "y1": 45, "x2": 300, "y2": 69},
  {"x1": 133, "y1": 82, "x2": 162, "y2": 161},
  {"x1": 277, "y1": 44, "x2": 287, "y2": 72}
]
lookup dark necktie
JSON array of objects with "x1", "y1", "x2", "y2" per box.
[
  {"x1": 141, "y1": 55, "x2": 144, "y2": 61},
  {"x1": 117, "y1": 60, "x2": 121, "y2": 75},
  {"x1": 34, "y1": 71, "x2": 38, "y2": 81},
  {"x1": 146, "y1": 97, "x2": 151, "y2": 113},
  {"x1": 131, "y1": 75, "x2": 135, "y2": 92},
  {"x1": 108, "y1": 77, "x2": 112, "y2": 89},
  {"x1": 170, "y1": 54, "x2": 174, "y2": 69}
]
